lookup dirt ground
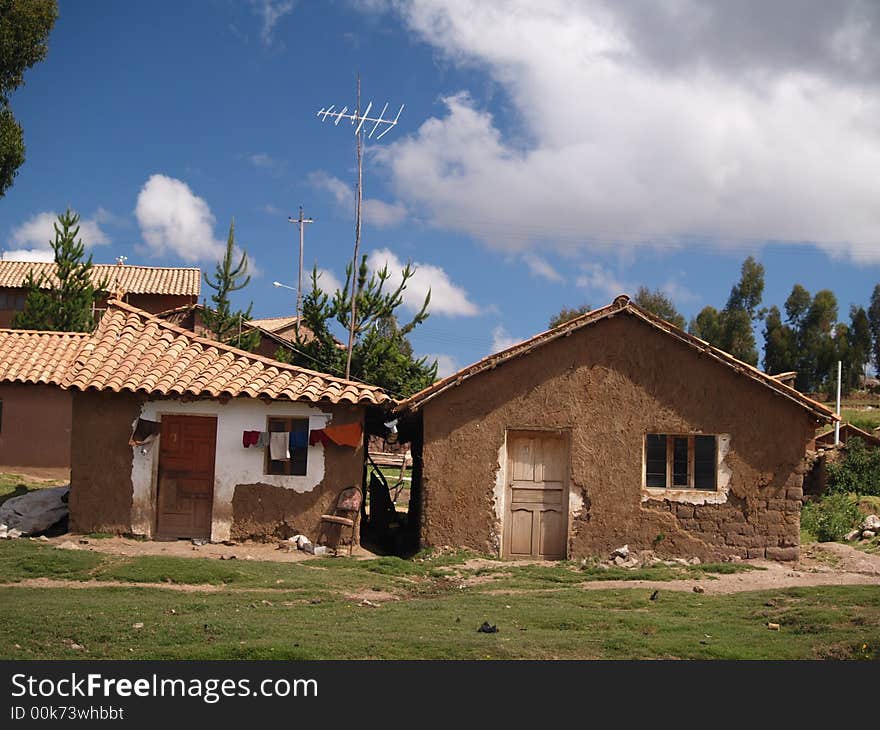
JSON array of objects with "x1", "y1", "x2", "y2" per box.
[{"x1": 19, "y1": 533, "x2": 880, "y2": 595}]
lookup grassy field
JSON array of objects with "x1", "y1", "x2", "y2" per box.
[
  {"x1": 0, "y1": 541, "x2": 877, "y2": 660},
  {"x1": 0, "y1": 471, "x2": 68, "y2": 508}
]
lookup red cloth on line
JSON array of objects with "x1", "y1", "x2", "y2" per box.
[
  {"x1": 309, "y1": 429, "x2": 332, "y2": 447},
  {"x1": 242, "y1": 430, "x2": 261, "y2": 447},
  {"x1": 324, "y1": 422, "x2": 363, "y2": 447}
]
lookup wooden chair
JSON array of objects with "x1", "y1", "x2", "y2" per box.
[{"x1": 319, "y1": 487, "x2": 363, "y2": 556}]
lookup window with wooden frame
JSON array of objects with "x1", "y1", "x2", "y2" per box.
[
  {"x1": 644, "y1": 434, "x2": 717, "y2": 491},
  {"x1": 265, "y1": 416, "x2": 309, "y2": 476}
]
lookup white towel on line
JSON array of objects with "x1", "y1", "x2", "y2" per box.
[{"x1": 269, "y1": 432, "x2": 289, "y2": 460}]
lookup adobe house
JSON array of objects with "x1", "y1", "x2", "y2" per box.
[
  {"x1": 394, "y1": 295, "x2": 836, "y2": 563},
  {"x1": 0, "y1": 300, "x2": 387, "y2": 541},
  {"x1": 0, "y1": 262, "x2": 202, "y2": 472}
]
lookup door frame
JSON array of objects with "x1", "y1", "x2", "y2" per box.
[
  {"x1": 502, "y1": 428, "x2": 571, "y2": 560},
  {"x1": 154, "y1": 413, "x2": 218, "y2": 540}
]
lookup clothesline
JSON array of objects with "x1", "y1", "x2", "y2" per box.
[{"x1": 242, "y1": 422, "x2": 363, "y2": 459}]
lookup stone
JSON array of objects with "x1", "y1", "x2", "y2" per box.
[
  {"x1": 861, "y1": 530, "x2": 876, "y2": 539},
  {"x1": 612, "y1": 555, "x2": 626, "y2": 566},
  {"x1": 765, "y1": 546, "x2": 799, "y2": 562},
  {"x1": 689, "y1": 557, "x2": 701, "y2": 565},
  {"x1": 844, "y1": 529, "x2": 861, "y2": 541},
  {"x1": 132, "y1": 622, "x2": 144, "y2": 630},
  {"x1": 611, "y1": 544, "x2": 630, "y2": 559},
  {"x1": 692, "y1": 585, "x2": 705, "y2": 594},
  {"x1": 767, "y1": 623, "x2": 780, "y2": 631},
  {"x1": 56, "y1": 541, "x2": 80, "y2": 551},
  {"x1": 861, "y1": 515, "x2": 880, "y2": 531},
  {"x1": 7, "y1": 528, "x2": 22, "y2": 539}
]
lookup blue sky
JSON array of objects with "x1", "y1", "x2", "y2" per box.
[{"x1": 2, "y1": 1, "x2": 879, "y2": 377}]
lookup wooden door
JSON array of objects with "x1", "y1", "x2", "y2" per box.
[
  {"x1": 156, "y1": 415, "x2": 217, "y2": 540},
  {"x1": 504, "y1": 432, "x2": 568, "y2": 560}
]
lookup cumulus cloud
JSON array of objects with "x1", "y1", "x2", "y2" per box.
[
  {"x1": 135, "y1": 174, "x2": 225, "y2": 262},
  {"x1": 490, "y1": 325, "x2": 519, "y2": 353},
  {"x1": 367, "y1": 247, "x2": 479, "y2": 317},
  {"x1": 4, "y1": 210, "x2": 111, "y2": 261},
  {"x1": 367, "y1": 1, "x2": 880, "y2": 262},
  {"x1": 309, "y1": 170, "x2": 407, "y2": 228},
  {"x1": 313, "y1": 267, "x2": 343, "y2": 293},
  {"x1": 250, "y1": 0, "x2": 294, "y2": 46}
]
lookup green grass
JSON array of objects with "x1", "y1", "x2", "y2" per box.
[
  {"x1": 0, "y1": 542, "x2": 874, "y2": 659},
  {"x1": 0, "y1": 472, "x2": 67, "y2": 508}
]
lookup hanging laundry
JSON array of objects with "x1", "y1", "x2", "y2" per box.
[
  {"x1": 289, "y1": 430, "x2": 308, "y2": 450},
  {"x1": 308, "y1": 413, "x2": 331, "y2": 433},
  {"x1": 129, "y1": 418, "x2": 161, "y2": 446},
  {"x1": 269, "y1": 432, "x2": 290, "y2": 460},
  {"x1": 242, "y1": 430, "x2": 261, "y2": 448},
  {"x1": 255, "y1": 432, "x2": 269, "y2": 448},
  {"x1": 309, "y1": 429, "x2": 332, "y2": 447},
  {"x1": 324, "y1": 422, "x2": 363, "y2": 447}
]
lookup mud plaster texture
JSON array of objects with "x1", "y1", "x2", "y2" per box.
[
  {"x1": 69, "y1": 390, "x2": 142, "y2": 534},
  {"x1": 69, "y1": 390, "x2": 365, "y2": 544},
  {"x1": 418, "y1": 313, "x2": 817, "y2": 562},
  {"x1": 230, "y1": 403, "x2": 365, "y2": 543}
]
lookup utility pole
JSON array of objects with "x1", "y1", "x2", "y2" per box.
[
  {"x1": 288, "y1": 206, "x2": 314, "y2": 335},
  {"x1": 316, "y1": 75, "x2": 404, "y2": 380},
  {"x1": 834, "y1": 360, "x2": 842, "y2": 446}
]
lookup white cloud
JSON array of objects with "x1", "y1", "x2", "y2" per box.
[
  {"x1": 135, "y1": 174, "x2": 224, "y2": 262},
  {"x1": 369, "y1": 1, "x2": 880, "y2": 263},
  {"x1": 309, "y1": 170, "x2": 407, "y2": 228},
  {"x1": 491, "y1": 325, "x2": 519, "y2": 353},
  {"x1": 367, "y1": 247, "x2": 479, "y2": 317},
  {"x1": 4, "y1": 210, "x2": 111, "y2": 261},
  {"x1": 423, "y1": 353, "x2": 459, "y2": 378},
  {"x1": 575, "y1": 262, "x2": 632, "y2": 303},
  {"x1": 523, "y1": 253, "x2": 564, "y2": 282},
  {"x1": 246, "y1": 153, "x2": 286, "y2": 175},
  {"x1": 250, "y1": 0, "x2": 294, "y2": 46},
  {"x1": 313, "y1": 267, "x2": 343, "y2": 293}
]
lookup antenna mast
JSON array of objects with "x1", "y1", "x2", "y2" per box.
[
  {"x1": 288, "y1": 206, "x2": 314, "y2": 335},
  {"x1": 317, "y1": 75, "x2": 405, "y2": 380}
]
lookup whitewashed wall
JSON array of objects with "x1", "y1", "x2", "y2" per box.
[{"x1": 130, "y1": 398, "x2": 334, "y2": 541}]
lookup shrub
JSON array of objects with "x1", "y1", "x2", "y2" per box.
[
  {"x1": 801, "y1": 494, "x2": 862, "y2": 542},
  {"x1": 826, "y1": 438, "x2": 880, "y2": 496}
]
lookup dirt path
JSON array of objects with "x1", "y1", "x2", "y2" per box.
[{"x1": 4, "y1": 541, "x2": 879, "y2": 597}]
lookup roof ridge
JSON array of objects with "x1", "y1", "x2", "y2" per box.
[
  {"x1": 103, "y1": 299, "x2": 384, "y2": 393},
  {"x1": 395, "y1": 294, "x2": 836, "y2": 422},
  {"x1": 0, "y1": 328, "x2": 91, "y2": 337}
]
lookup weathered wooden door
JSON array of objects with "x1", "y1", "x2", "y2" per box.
[
  {"x1": 504, "y1": 432, "x2": 568, "y2": 560},
  {"x1": 156, "y1": 415, "x2": 217, "y2": 540}
]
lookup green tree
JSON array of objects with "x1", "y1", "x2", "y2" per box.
[
  {"x1": 548, "y1": 304, "x2": 591, "y2": 329},
  {"x1": 0, "y1": 0, "x2": 57, "y2": 197},
  {"x1": 719, "y1": 256, "x2": 765, "y2": 364},
  {"x1": 689, "y1": 305, "x2": 722, "y2": 344},
  {"x1": 201, "y1": 219, "x2": 259, "y2": 351},
  {"x1": 291, "y1": 259, "x2": 436, "y2": 397},
  {"x1": 869, "y1": 284, "x2": 880, "y2": 372},
  {"x1": 633, "y1": 286, "x2": 686, "y2": 329},
  {"x1": 12, "y1": 208, "x2": 105, "y2": 331},
  {"x1": 762, "y1": 305, "x2": 797, "y2": 375},
  {"x1": 847, "y1": 305, "x2": 871, "y2": 390}
]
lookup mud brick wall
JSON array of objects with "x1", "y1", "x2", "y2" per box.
[
  {"x1": 645, "y1": 473, "x2": 805, "y2": 561},
  {"x1": 418, "y1": 312, "x2": 819, "y2": 562}
]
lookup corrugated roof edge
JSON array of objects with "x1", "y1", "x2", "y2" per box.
[
  {"x1": 394, "y1": 294, "x2": 837, "y2": 423},
  {"x1": 72, "y1": 298, "x2": 389, "y2": 402}
]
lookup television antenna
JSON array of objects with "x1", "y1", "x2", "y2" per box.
[{"x1": 317, "y1": 73, "x2": 405, "y2": 380}]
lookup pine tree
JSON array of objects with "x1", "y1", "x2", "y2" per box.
[
  {"x1": 290, "y1": 259, "x2": 436, "y2": 397},
  {"x1": 13, "y1": 208, "x2": 105, "y2": 331},
  {"x1": 201, "y1": 219, "x2": 259, "y2": 351}
]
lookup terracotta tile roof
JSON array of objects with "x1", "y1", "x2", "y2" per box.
[
  {"x1": 395, "y1": 295, "x2": 837, "y2": 423},
  {"x1": 65, "y1": 300, "x2": 388, "y2": 405},
  {"x1": 0, "y1": 329, "x2": 89, "y2": 385},
  {"x1": 0, "y1": 261, "x2": 201, "y2": 297},
  {"x1": 249, "y1": 315, "x2": 300, "y2": 332}
]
